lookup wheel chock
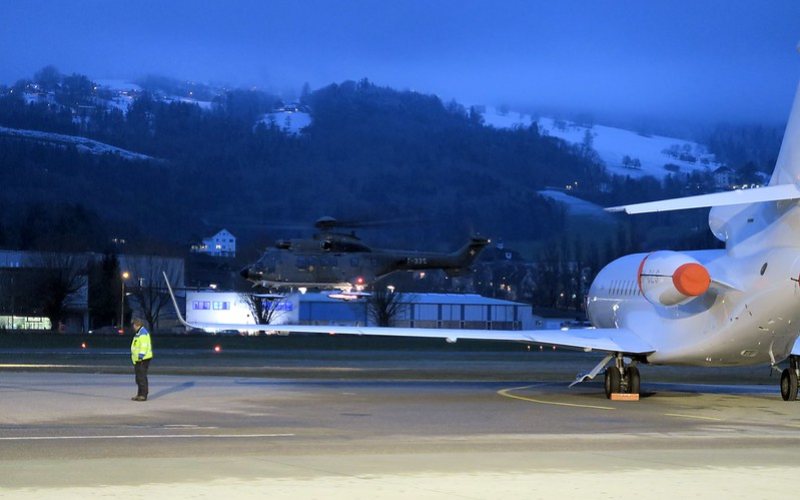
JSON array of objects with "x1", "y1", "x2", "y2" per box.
[{"x1": 610, "y1": 393, "x2": 640, "y2": 401}]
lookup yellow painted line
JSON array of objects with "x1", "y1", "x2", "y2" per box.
[
  {"x1": 663, "y1": 413, "x2": 723, "y2": 422},
  {"x1": 497, "y1": 385, "x2": 615, "y2": 411}
]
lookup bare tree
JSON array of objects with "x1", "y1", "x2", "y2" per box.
[
  {"x1": 29, "y1": 252, "x2": 88, "y2": 331},
  {"x1": 238, "y1": 292, "x2": 289, "y2": 326},
  {"x1": 367, "y1": 288, "x2": 409, "y2": 327},
  {"x1": 124, "y1": 255, "x2": 183, "y2": 332}
]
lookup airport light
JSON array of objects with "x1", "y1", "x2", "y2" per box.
[{"x1": 120, "y1": 271, "x2": 130, "y2": 329}]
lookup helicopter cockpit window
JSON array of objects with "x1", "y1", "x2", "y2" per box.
[
  {"x1": 257, "y1": 253, "x2": 278, "y2": 273},
  {"x1": 334, "y1": 241, "x2": 371, "y2": 253}
]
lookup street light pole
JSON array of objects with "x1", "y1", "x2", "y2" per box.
[{"x1": 120, "y1": 271, "x2": 129, "y2": 329}]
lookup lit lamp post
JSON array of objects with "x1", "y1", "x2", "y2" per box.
[{"x1": 120, "y1": 271, "x2": 130, "y2": 329}]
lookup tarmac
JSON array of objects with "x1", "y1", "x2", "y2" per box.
[{"x1": 2, "y1": 346, "x2": 800, "y2": 498}]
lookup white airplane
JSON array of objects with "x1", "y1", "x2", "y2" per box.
[{"x1": 165, "y1": 76, "x2": 800, "y2": 401}]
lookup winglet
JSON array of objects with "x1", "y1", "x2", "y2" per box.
[{"x1": 162, "y1": 271, "x2": 193, "y2": 329}]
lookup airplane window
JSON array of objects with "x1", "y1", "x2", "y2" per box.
[{"x1": 760, "y1": 262, "x2": 768, "y2": 275}]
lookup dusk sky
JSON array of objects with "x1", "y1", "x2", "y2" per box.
[{"x1": 3, "y1": 1, "x2": 799, "y2": 124}]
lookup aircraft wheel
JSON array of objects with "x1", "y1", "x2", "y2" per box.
[
  {"x1": 604, "y1": 367, "x2": 621, "y2": 399},
  {"x1": 780, "y1": 368, "x2": 798, "y2": 401},
  {"x1": 625, "y1": 365, "x2": 641, "y2": 395}
]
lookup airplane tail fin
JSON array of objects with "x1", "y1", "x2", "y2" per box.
[{"x1": 770, "y1": 79, "x2": 800, "y2": 186}]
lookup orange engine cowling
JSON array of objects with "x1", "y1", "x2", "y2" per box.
[{"x1": 637, "y1": 251, "x2": 711, "y2": 306}]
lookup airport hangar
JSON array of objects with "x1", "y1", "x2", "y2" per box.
[{"x1": 184, "y1": 290, "x2": 540, "y2": 331}]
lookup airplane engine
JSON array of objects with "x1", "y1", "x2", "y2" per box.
[{"x1": 637, "y1": 251, "x2": 711, "y2": 306}]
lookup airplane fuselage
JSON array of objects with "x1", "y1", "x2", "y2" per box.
[{"x1": 587, "y1": 247, "x2": 800, "y2": 366}]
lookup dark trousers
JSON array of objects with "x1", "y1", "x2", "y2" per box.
[{"x1": 134, "y1": 359, "x2": 150, "y2": 397}]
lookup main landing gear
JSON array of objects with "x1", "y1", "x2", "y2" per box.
[
  {"x1": 780, "y1": 356, "x2": 799, "y2": 401},
  {"x1": 604, "y1": 354, "x2": 640, "y2": 399}
]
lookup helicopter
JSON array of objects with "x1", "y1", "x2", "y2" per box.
[{"x1": 239, "y1": 216, "x2": 490, "y2": 295}]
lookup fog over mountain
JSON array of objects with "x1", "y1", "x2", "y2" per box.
[{"x1": 2, "y1": 1, "x2": 799, "y2": 126}]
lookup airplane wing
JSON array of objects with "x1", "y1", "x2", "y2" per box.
[
  {"x1": 271, "y1": 324, "x2": 654, "y2": 355},
  {"x1": 163, "y1": 274, "x2": 653, "y2": 355},
  {"x1": 606, "y1": 183, "x2": 800, "y2": 215},
  {"x1": 792, "y1": 337, "x2": 800, "y2": 356}
]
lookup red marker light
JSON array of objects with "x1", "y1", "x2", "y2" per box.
[
  {"x1": 80, "y1": 342, "x2": 87, "y2": 349},
  {"x1": 213, "y1": 345, "x2": 222, "y2": 353}
]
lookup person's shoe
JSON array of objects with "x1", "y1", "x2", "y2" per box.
[{"x1": 132, "y1": 395, "x2": 146, "y2": 401}]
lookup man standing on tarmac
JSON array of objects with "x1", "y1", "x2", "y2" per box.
[{"x1": 130, "y1": 316, "x2": 153, "y2": 401}]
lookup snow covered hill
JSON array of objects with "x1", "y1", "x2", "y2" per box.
[
  {"x1": 0, "y1": 126, "x2": 156, "y2": 162},
  {"x1": 480, "y1": 107, "x2": 721, "y2": 180},
  {"x1": 538, "y1": 189, "x2": 611, "y2": 219}
]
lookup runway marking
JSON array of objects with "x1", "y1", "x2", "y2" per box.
[
  {"x1": 497, "y1": 385, "x2": 615, "y2": 411},
  {"x1": 0, "y1": 364, "x2": 89, "y2": 369},
  {"x1": 163, "y1": 424, "x2": 219, "y2": 429},
  {"x1": 0, "y1": 433, "x2": 295, "y2": 441},
  {"x1": 663, "y1": 413, "x2": 723, "y2": 422}
]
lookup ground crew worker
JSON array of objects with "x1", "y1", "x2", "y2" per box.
[{"x1": 130, "y1": 316, "x2": 153, "y2": 401}]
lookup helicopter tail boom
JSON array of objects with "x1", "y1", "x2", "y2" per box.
[{"x1": 392, "y1": 237, "x2": 489, "y2": 275}]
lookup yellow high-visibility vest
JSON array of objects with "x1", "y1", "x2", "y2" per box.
[{"x1": 131, "y1": 326, "x2": 153, "y2": 364}]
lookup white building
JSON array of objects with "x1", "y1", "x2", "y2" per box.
[
  {"x1": 184, "y1": 291, "x2": 534, "y2": 332},
  {"x1": 713, "y1": 166, "x2": 734, "y2": 189},
  {"x1": 191, "y1": 229, "x2": 236, "y2": 257}
]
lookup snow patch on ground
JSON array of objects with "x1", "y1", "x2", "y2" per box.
[
  {"x1": 257, "y1": 111, "x2": 312, "y2": 134},
  {"x1": 538, "y1": 189, "x2": 611, "y2": 218},
  {"x1": 479, "y1": 107, "x2": 720, "y2": 180},
  {"x1": 0, "y1": 126, "x2": 156, "y2": 162},
  {"x1": 480, "y1": 107, "x2": 534, "y2": 129}
]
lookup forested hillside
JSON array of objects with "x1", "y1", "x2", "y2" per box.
[{"x1": 0, "y1": 69, "x2": 777, "y2": 264}]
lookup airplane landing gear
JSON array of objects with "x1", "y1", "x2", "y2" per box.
[
  {"x1": 604, "y1": 355, "x2": 641, "y2": 399},
  {"x1": 780, "y1": 356, "x2": 799, "y2": 401},
  {"x1": 604, "y1": 366, "x2": 621, "y2": 397}
]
